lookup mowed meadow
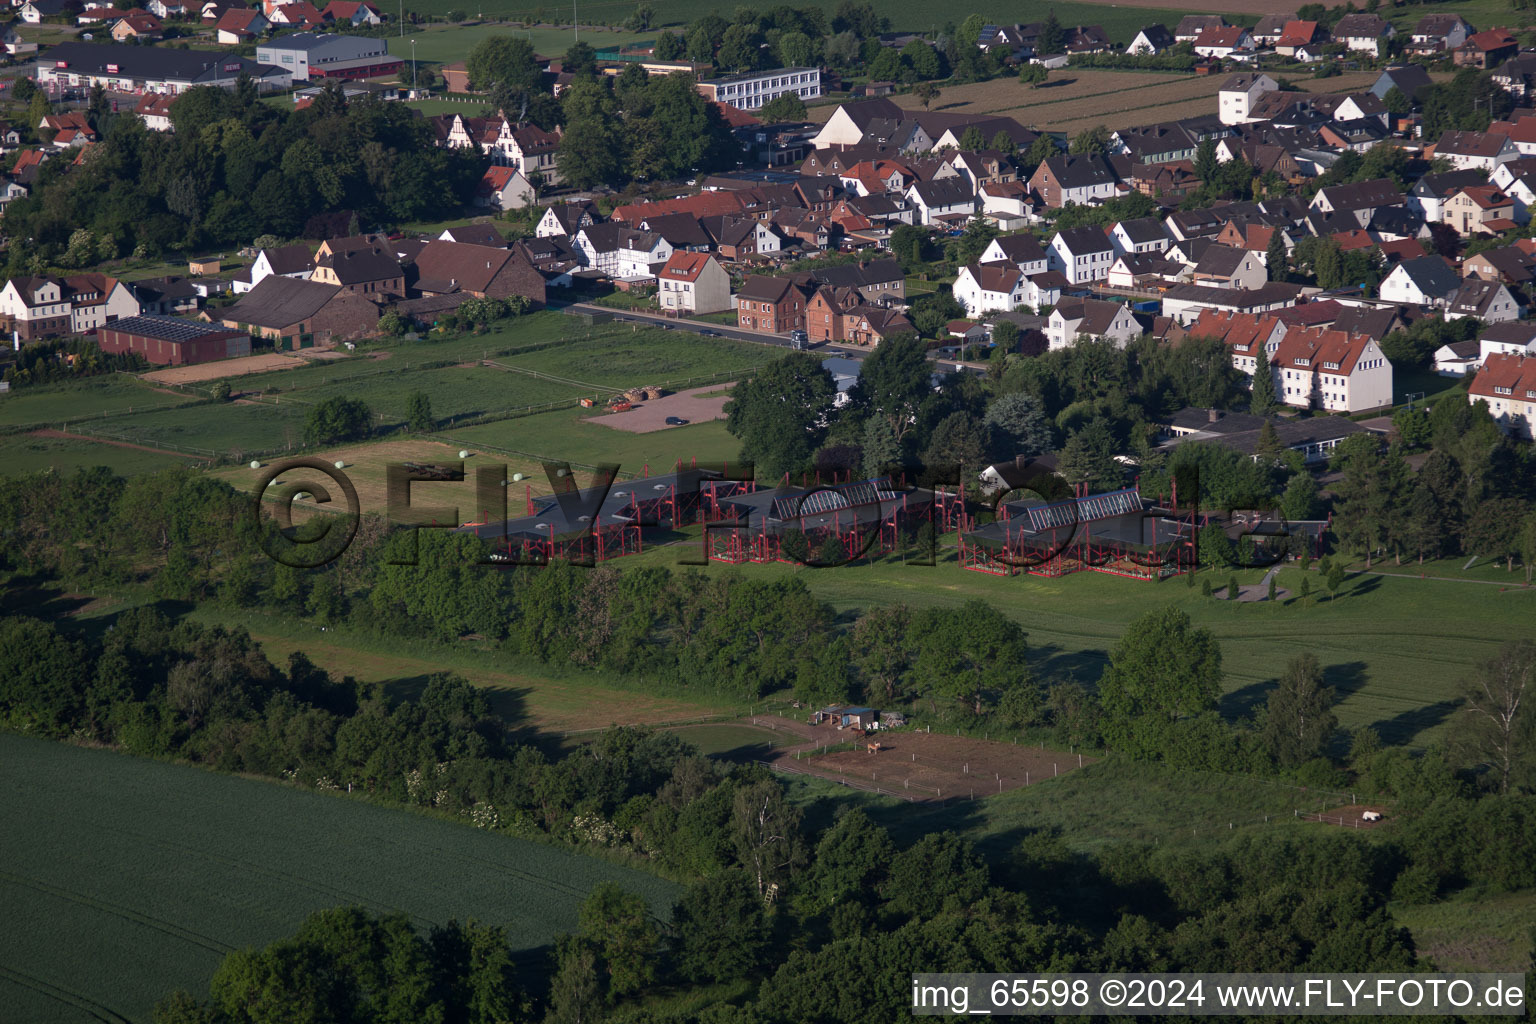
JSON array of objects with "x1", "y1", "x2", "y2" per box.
[{"x1": 0, "y1": 734, "x2": 678, "y2": 1024}]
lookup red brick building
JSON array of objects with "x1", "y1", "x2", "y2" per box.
[
  {"x1": 97, "y1": 315, "x2": 250, "y2": 366},
  {"x1": 735, "y1": 274, "x2": 812, "y2": 333}
]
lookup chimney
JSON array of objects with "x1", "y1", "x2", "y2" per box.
[{"x1": 1208, "y1": 408, "x2": 1220, "y2": 423}]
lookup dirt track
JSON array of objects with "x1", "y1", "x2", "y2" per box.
[
  {"x1": 586, "y1": 383, "x2": 732, "y2": 434},
  {"x1": 142, "y1": 352, "x2": 306, "y2": 385},
  {"x1": 745, "y1": 714, "x2": 1091, "y2": 802}
]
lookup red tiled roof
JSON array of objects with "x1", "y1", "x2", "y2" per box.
[
  {"x1": 1272, "y1": 327, "x2": 1375, "y2": 375},
  {"x1": 1470, "y1": 351, "x2": 1536, "y2": 399},
  {"x1": 658, "y1": 250, "x2": 714, "y2": 282}
]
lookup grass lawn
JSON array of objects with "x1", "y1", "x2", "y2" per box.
[
  {"x1": 0, "y1": 378, "x2": 195, "y2": 430},
  {"x1": 89, "y1": 400, "x2": 313, "y2": 460},
  {"x1": 285, "y1": 364, "x2": 588, "y2": 424},
  {"x1": 611, "y1": 532, "x2": 1536, "y2": 748},
  {"x1": 436, "y1": 406, "x2": 742, "y2": 471},
  {"x1": 0, "y1": 431, "x2": 198, "y2": 477},
  {"x1": 0, "y1": 733, "x2": 677, "y2": 1024},
  {"x1": 1394, "y1": 365, "x2": 1469, "y2": 409},
  {"x1": 383, "y1": 23, "x2": 651, "y2": 66},
  {"x1": 1390, "y1": 889, "x2": 1536, "y2": 973},
  {"x1": 663, "y1": 723, "x2": 790, "y2": 760},
  {"x1": 188, "y1": 602, "x2": 743, "y2": 734},
  {"x1": 498, "y1": 331, "x2": 764, "y2": 390},
  {"x1": 779, "y1": 755, "x2": 1345, "y2": 857}
]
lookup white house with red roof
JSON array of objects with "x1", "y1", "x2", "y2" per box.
[
  {"x1": 1271, "y1": 327, "x2": 1393, "y2": 413},
  {"x1": 477, "y1": 165, "x2": 535, "y2": 211},
  {"x1": 1469, "y1": 351, "x2": 1536, "y2": 437},
  {"x1": 1186, "y1": 309, "x2": 1286, "y2": 377},
  {"x1": 656, "y1": 251, "x2": 731, "y2": 314},
  {"x1": 320, "y1": 0, "x2": 381, "y2": 24},
  {"x1": 1193, "y1": 25, "x2": 1252, "y2": 58}
]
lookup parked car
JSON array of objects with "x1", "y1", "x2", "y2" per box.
[
  {"x1": 699, "y1": 330, "x2": 720, "y2": 337},
  {"x1": 665, "y1": 416, "x2": 689, "y2": 425}
]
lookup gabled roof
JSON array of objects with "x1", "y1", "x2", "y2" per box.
[
  {"x1": 1436, "y1": 129, "x2": 1512, "y2": 158},
  {"x1": 1463, "y1": 29, "x2": 1517, "y2": 52},
  {"x1": 637, "y1": 212, "x2": 712, "y2": 249},
  {"x1": 1193, "y1": 25, "x2": 1247, "y2": 48},
  {"x1": 1331, "y1": 304, "x2": 1400, "y2": 339},
  {"x1": 1315, "y1": 177, "x2": 1402, "y2": 212},
  {"x1": 413, "y1": 240, "x2": 536, "y2": 293},
  {"x1": 221, "y1": 276, "x2": 345, "y2": 327},
  {"x1": 1376, "y1": 65, "x2": 1434, "y2": 102},
  {"x1": 1193, "y1": 244, "x2": 1252, "y2": 277},
  {"x1": 315, "y1": 246, "x2": 400, "y2": 285},
  {"x1": 1115, "y1": 217, "x2": 1170, "y2": 245},
  {"x1": 963, "y1": 261, "x2": 1023, "y2": 294},
  {"x1": 1469, "y1": 351, "x2": 1536, "y2": 399},
  {"x1": 1413, "y1": 13, "x2": 1469, "y2": 37},
  {"x1": 1038, "y1": 153, "x2": 1117, "y2": 190},
  {"x1": 736, "y1": 274, "x2": 811, "y2": 303},
  {"x1": 440, "y1": 223, "x2": 507, "y2": 248},
  {"x1": 260, "y1": 243, "x2": 315, "y2": 275},
  {"x1": 1332, "y1": 13, "x2": 1391, "y2": 37},
  {"x1": 658, "y1": 250, "x2": 717, "y2": 283},
  {"x1": 909, "y1": 178, "x2": 975, "y2": 207},
  {"x1": 1175, "y1": 14, "x2": 1226, "y2": 36},
  {"x1": 1448, "y1": 278, "x2": 1512, "y2": 317},
  {"x1": 1272, "y1": 326, "x2": 1376, "y2": 374},
  {"x1": 1388, "y1": 255, "x2": 1461, "y2": 297},
  {"x1": 1053, "y1": 225, "x2": 1115, "y2": 255},
  {"x1": 1055, "y1": 296, "x2": 1132, "y2": 335},
  {"x1": 1454, "y1": 184, "x2": 1514, "y2": 210},
  {"x1": 988, "y1": 233, "x2": 1049, "y2": 263},
  {"x1": 1134, "y1": 24, "x2": 1175, "y2": 48}
]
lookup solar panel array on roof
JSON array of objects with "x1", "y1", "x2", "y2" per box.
[
  {"x1": 104, "y1": 315, "x2": 239, "y2": 344},
  {"x1": 1020, "y1": 486, "x2": 1144, "y2": 532},
  {"x1": 770, "y1": 481, "x2": 883, "y2": 519}
]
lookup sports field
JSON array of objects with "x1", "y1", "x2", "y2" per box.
[{"x1": 0, "y1": 733, "x2": 677, "y2": 1024}]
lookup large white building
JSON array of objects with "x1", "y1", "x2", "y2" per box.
[
  {"x1": 696, "y1": 66, "x2": 821, "y2": 111},
  {"x1": 254, "y1": 33, "x2": 401, "y2": 81},
  {"x1": 1271, "y1": 327, "x2": 1393, "y2": 413}
]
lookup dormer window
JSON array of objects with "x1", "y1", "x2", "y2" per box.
[{"x1": 1495, "y1": 386, "x2": 1513, "y2": 395}]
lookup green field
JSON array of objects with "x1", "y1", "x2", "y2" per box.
[
  {"x1": 501, "y1": 332, "x2": 764, "y2": 389},
  {"x1": 1390, "y1": 889, "x2": 1536, "y2": 973},
  {"x1": 780, "y1": 756, "x2": 1352, "y2": 856},
  {"x1": 0, "y1": 431, "x2": 198, "y2": 476},
  {"x1": 439, "y1": 406, "x2": 741, "y2": 471},
  {"x1": 611, "y1": 534, "x2": 1536, "y2": 748},
  {"x1": 86, "y1": 400, "x2": 313, "y2": 459},
  {"x1": 393, "y1": 2, "x2": 1205, "y2": 40},
  {"x1": 289, "y1": 365, "x2": 587, "y2": 423},
  {"x1": 0, "y1": 378, "x2": 194, "y2": 430},
  {"x1": 0, "y1": 733, "x2": 678, "y2": 1024},
  {"x1": 386, "y1": 22, "x2": 650, "y2": 66},
  {"x1": 663, "y1": 723, "x2": 789, "y2": 759}
]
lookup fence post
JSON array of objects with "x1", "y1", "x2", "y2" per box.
[{"x1": 1054, "y1": 763, "x2": 1057, "y2": 776}]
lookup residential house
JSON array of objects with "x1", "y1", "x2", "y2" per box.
[
  {"x1": 905, "y1": 179, "x2": 977, "y2": 226},
  {"x1": 536, "y1": 200, "x2": 598, "y2": 238},
  {"x1": 979, "y1": 233, "x2": 1049, "y2": 274},
  {"x1": 409, "y1": 241, "x2": 546, "y2": 305},
  {"x1": 0, "y1": 274, "x2": 138, "y2": 340},
  {"x1": 1106, "y1": 252, "x2": 1184, "y2": 290},
  {"x1": 1129, "y1": 160, "x2": 1202, "y2": 199},
  {"x1": 1127, "y1": 24, "x2": 1175, "y2": 55},
  {"x1": 1192, "y1": 244, "x2": 1267, "y2": 290},
  {"x1": 1309, "y1": 178, "x2": 1406, "y2": 227},
  {"x1": 1160, "y1": 281, "x2": 1304, "y2": 325},
  {"x1": 1468, "y1": 351, "x2": 1536, "y2": 437},
  {"x1": 1028, "y1": 153, "x2": 1118, "y2": 208},
  {"x1": 1456, "y1": 29, "x2": 1518, "y2": 69},
  {"x1": 1049, "y1": 226, "x2": 1116, "y2": 285},
  {"x1": 1271, "y1": 327, "x2": 1393, "y2": 412},
  {"x1": 1174, "y1": 14, "x2": 1226, "y2": 43},
  {"x1": 473, "y1": 165, "x2": 533, "y2": 211},
  {"x1": 1379, "y1": 255, "x2": 1461, "y2": 307},
  {"x1": 134, "y1": 94, "x2": 174, "y2": 132},
  {"x1": 1332, "y1": 13, "x2": 1394, "y2": 57},
  {"x1": 953, "y1": 262, "x2": 1029, "y2": 317},
  {"x1": 1443, "y1": 184, "x2": 1519, "y2": 236},
  {"x1": 1109, "y1": 217, "x2": 1172, "y2": 257},
  {"x1": 233, "y1": 244, "x2": 315, "y2": 293},
  {"x1": 1479, "y1": 321, "x2": 1536, "y2": 359},
  {"x1": 792, "y1": 258, "x2": 905, "y2": 304},
  {"x1": 110, "y1": 10, "x2": 164, "y2": 40},
  {"x1": 310, "y1": 247, "x2": 404, "y2": 298},
  {"x1": 1435, "y1": 129, "x2": 1519, "y2": 171},
  {"x1": 320, "y1": 0, "x2": 382, "y2": 24},
  {"x1": 215, "y1": 7, "x2": 267, "y2": 43},
  {"x1": 573, "y1": 224, "x2": 672, "y2": 280},
  {"x1": 20, "y1": 0, "x2": 68, "y2": 23},
  {"x1": 217, "y1": 276, "x2": 377, "y2": 348},
  {"x1": 1219, "y1": 73, "x2": 1279, "y2": 126},
  {"x1": 1434, "y1": 338, "x2": 1483, "y2": 376},
  {"x1": 1371, "y1": 65, "x2": 1436, "y2": 105},
  {"x1": 1273, "y1": 19, "x2": 1327, "y2": 57},
  {"x1": 1488, "y1": 115, "x2": 1536, "y2": 157},
  {"x1": 804, "y1": 286, "x2": 914, "y2": 345},
  {"x1": 130, "y1": 276, "x2": 199, "y2": 315},
  {"x1": 1250, "y1": 14, "x2": 1292, "y2": 47},
  {"x1": 1463, "y1": 245, "x2": 1536, "y2": 286},
  {"x1": 1186, "y1": 309, "x2": 1286, "y2": 377},
  {"x1": 1046, "y1": 298, "x2": 1140, "y2": 349},
  {"x1": 1409, "y1": 13, "x2": 1472, "y2": 55},
  {"x1": 656, "y1": 251, "x2": 730, "y2": 315},
  {"x1": 267, "y1": 2, "x2": 325, "y2": 28},
  {"x1": 146, "y1": 0, "x2": 189, "y2": 18},
  {"x1": 1446, "y1": 278, "x2": 1521, "y2": 321},
  {"x1": 735, "y1": 275, "x2": 812, "y2": 333},
  {"x1": 979, "y1": 181, "x2": 1037, "y2": 225},
  {"x1": 1409, "y1": 168, "x2": 1487, "y2": 221},
  {"x1": 1193, "y1": 25, "x2": 1252, "y2": 59},
  {"x1": 1112, "y1": 123, "x2": 1199, "y2": 166},
  {"x1": 1491, "y1": 53, "x2": 1536, "y2": 98},
  {"x1": 705, "y1": 216, "x2": 784, "y2": 261}
]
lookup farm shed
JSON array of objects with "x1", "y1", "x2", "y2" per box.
[
  {"x1": 96, "y1": 315, "x2": 249, "y2": 366},
  {"x1": 812, "y1": 705, "x2": 880, "y2": 729},
  {"x1": 960, "y1": 484, "x2": 1200, "y2": 580}
]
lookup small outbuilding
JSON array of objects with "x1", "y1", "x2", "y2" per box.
[{"x1": 95, "y1": 314, "x2": 249, "y2": 366}]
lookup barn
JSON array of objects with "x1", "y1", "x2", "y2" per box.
[
  {"x1": 960, "y1": 483, "x2": 1201, "y2": 579},
  {"x1": 95, "y1": 315, "x2": 250, "y2": 366}
]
